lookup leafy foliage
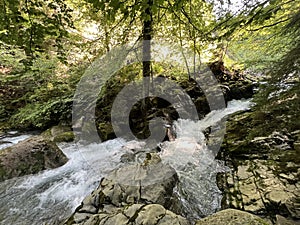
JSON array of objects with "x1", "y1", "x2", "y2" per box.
[
  {"x1": 246, "y1": 8, "x2": 300, "y2": 137},
  {"x1": 9, "y1": 97, "x2": 73, "y2": 130},
  {"x1": 0, "y1": 41, "x2": 27, "y2": 73},
  {"x1": 0, "y1": 52, "x2": 85, "y2": 130},
  {"x1": 226, "y1": 0, "x2": 300, "y2": 71},
  {"x1": 0, "y1": 0, "x2": 299, "y2": 133},
  {"x1": 0, "y1": 0, "x2": 73, "y2": 60}
]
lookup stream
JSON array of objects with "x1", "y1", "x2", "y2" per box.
[
  {"x1": 0, "y1": 131, "x2": 36, "y2": 150},
  {"x1": 0, "y1": 99, "x2": 252, "y2": 225}
]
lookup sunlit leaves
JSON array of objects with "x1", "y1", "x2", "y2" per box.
[
  {"x1": 0, "y1": 0, "x2": 73, "y2": 59},
  {"x1": 227, "y1": 0, "x2": 299, "y2": 71},
  {"x1": 0, "y1": 42, "x2": 27, "y2": 74}
]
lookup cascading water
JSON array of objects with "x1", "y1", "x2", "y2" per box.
[
  {"x1": 0, "y1": 131, "x2": 34, "y2": 150},
  {"x1": 160, "y1": 99, "x2": 253, "y2": 219},
  {"x1": 0, "y1": 139, "x2": 127, "y2": 225},
  {"x1": 0, "y1": 99, "x2": 252, "y2": 225}
]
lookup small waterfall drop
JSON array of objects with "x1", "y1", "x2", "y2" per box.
[{"x1": 160, "y1": 99, "x2": 252, "y2": 219}]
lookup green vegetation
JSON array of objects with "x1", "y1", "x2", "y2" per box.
[
  {"x1": 229, "y1": 7, "x2": 300, "y2": 140},
  {"x1": 0, "y1": 0, "x2": 298, "y2": 133}
]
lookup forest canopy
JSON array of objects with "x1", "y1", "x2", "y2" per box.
[{"x1": 0, "y1": 0, "x2": 299, "y2": 130}]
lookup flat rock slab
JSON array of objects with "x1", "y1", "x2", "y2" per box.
[
  {"x1": 220, "y1": 110, "x2": 300, "y2": 221},
  {"x1": 0, "y1": 135, "x2": 68, "y2": 181}
]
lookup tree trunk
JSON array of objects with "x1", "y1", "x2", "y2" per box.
[
  {"x1": 142, "y1": 0, "x2": 153, "y2": 78},
  {"x1": 141, "y1": 0, "x2": 153, "y2": 116}
]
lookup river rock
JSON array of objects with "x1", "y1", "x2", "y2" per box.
[
  {"x1": 71, "y1": 204, "x2": 190, "y2": 225},
  {"x1": 224, "y1": 80, "x2": 256, "y2": 101},
  {"x1": 0, "y1": 135, "x2": 68, "y2": 181},
  {"x1": 195, "y1": 209, "x2": 271, "y2": 225},
  {"x1": 50, "y1": 125, "x2": 75, "y2": 142},
  {"x1": 218, "y1": 109, "x2": 300, "y2": 223},
  {"x1": 64, "y1": 153, "x2": 185, "y2": 224},
  {"x1": 276, "y1": 215, "x2": 300, "y2": 225},
  {"x1": 41, "y1": 125, "x2": 74, "y2": 143}
]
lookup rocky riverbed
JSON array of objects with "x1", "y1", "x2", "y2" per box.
[
  {"x1": 0, "y1": 102, "x2": 298, "y2": 225},
  {"x1": 63, "y1": 151, "x2": 272, "y2": 225},
  {"x1": 0, "y1": 71, "x2": 298, "y2": 224}
]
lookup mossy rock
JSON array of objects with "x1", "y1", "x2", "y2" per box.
[
  {"x1": 42, "y1": 125, "x2": 75, "y2": 143},
  {"x1": 98, "y1": 122, "x2": 116, "y2": 141},
  {"x1": 195, "y1": 209, "x2": 271, "y2": 225},
  {"x1": 52, "y1": 131, "x2": 75, "y2": 142},
  {"x1": 221, "y1": 111, "x2": 254, "y2": 154}
]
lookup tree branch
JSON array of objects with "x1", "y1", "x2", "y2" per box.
[
  {"x1": 206, "y1": 0, "x2": 270, "y2": 37},
  {"x1": 246, "y1": 17, "x2": 292, "y2": 32}
]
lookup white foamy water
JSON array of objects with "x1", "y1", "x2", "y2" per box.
[
  {"x1": 0, "y1": 99, "x2": 252, "y2": 224},
  {"x1": 0, "y1": 132, "x2": 33, "y2": 150},
  {"x1": 160, "y1": 99, "x2": 252, "y2": 219},
  {"x1": 0, "y1": 139, "x2": 127, "y2": 225},
  {"x1": 174, "y1": 99, "x2": 252, "y2": 140}
]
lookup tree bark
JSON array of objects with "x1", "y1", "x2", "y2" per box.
[
  {"x1": 142, "y1": 0, "x2": 153, "y2": 78},
  {"x1": 141, "y1": 0, "x2": 153, "y2": 117}
]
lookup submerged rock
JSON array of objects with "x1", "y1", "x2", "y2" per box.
[
  {"x1": 195, "y1": 209, "x2": 271, "y2": 225},
  {"x1": 0, "y1": 136, "x2": 68, "y2": 181}
]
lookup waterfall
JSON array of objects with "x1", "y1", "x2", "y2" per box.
[
  {"x1": 160, "y1": 99, "x2": 252, "y2": 219},
  {"x1": 0, "y1": 99, "x2": 252, "y2": 225}
]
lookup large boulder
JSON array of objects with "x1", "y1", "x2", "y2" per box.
[
  {"x1": 64, "y1": 153, "x2": 187, "y2": 225},
  {"x1": 195, "y1": 209, "x2": 271, "y2": 225},
  {"x1": 224, "y1": 80, "x2": 256, "y2": 101},
  {"x1": 0, "y1": 135, "x2": 68, "y2": 181}
]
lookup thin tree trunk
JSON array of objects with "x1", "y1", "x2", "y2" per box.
[
  {"x1": 104, "y1": 25, "x2": 110, "y2": 52},
  {"x1": 142, "y1": 0, "x2": 153, "y2": 116},
  {"x1": 142, "y1": 0, "x2": 153, "y2": 77}
]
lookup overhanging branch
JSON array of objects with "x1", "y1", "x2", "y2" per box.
[{"x1": 246, "y1": 17, "x2": 292, "y2": 32}]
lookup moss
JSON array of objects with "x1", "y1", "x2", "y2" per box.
[
  {"x1": 52, "y1": 131, "x2": 75, "y2": 143},
  {"x1": 98, "y1": 122, "x2": 115, "y2": 141},
  {"x1": 41, "y1": 129, "x2": 52, "y2": 139},
  {"x1": 42, "y1": 125, "x2": 75, "y2": 143},
  {"x1": 0, "y1": 122, "x2": 10, "y2": 132}
]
